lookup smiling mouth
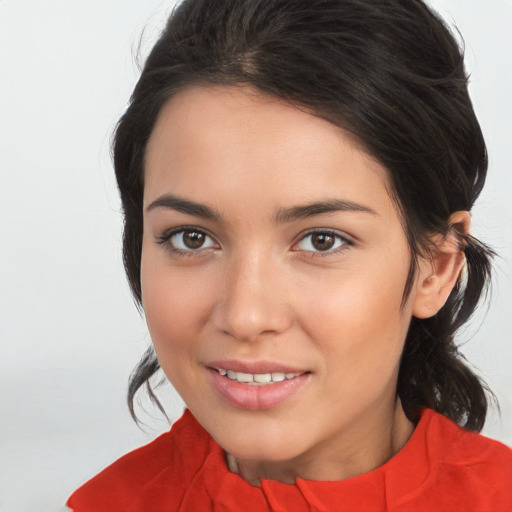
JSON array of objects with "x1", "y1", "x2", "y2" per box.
[
  {"x1": 208, "y1": 364, "x2": 311, "y2": 409},
  {"x1": 214, "y1": 368, "x2": 306, "y2": 385}
]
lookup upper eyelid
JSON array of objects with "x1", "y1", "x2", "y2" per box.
[
  {"x1": 155, "y1": 226, "x2": 354, "y2": 249},
  {"x1": 155, "y1": 227, "x2": 219, "y2": 256},
  {"x1": 156, "y1": 225, "x2": 216, "y2": 243},
  {"x1": 291, "y1": 230, "x2": 354, "y2": 258},
  {"x1": 295, "y1": 228, "x2": 354, "y2": 244}
]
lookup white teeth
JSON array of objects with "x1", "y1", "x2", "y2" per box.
[
  {"x1": 253, "y1": 373, "x2": 272, "y2": 383},
  {"x1": 236, "y1": 372, "x2": 254, "y2": 383},
  {"x1": 217, "y1": 368, "x2": 302, "y2": 384}
]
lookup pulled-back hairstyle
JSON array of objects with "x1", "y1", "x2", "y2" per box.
[{"x1": 114, "y1": 0, "x2": 494, "y2": 431}]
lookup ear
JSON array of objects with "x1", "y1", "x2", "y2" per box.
[{"x1": 412, "y1": 211, "x2": 469, "y2": 319}]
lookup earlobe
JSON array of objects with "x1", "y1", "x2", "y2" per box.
[{"x1": 412, "y1": 211, "x2": 470, "y2": 319}]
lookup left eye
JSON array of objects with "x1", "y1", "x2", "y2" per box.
[
  {"x1": 295, "y1": 231, "x2": 347, "y2": 252},
  {"x1": 167, "y1": 229, "x2": 217, "y2": 251}
]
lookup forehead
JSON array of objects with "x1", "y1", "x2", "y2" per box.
[{"x1": 144, "y1": 85, "x2": 395, "y2": 218}]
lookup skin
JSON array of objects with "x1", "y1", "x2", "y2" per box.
[{"x1": 141, "y1": 85, "x2": 467, "y2": 485}]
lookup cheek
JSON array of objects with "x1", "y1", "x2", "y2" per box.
[
  {"x1": 298, "y1": 261, "x2": 410, "y2": 371},
  {"x1": 140, "y1": 259, "x2": 219, "y2": 405},
  {"x1": 140, "y1": 254, "x2": 213, "y2": 357},
  {"x1": 300, "y1": 274, "x2": 409, "y2": 414}
]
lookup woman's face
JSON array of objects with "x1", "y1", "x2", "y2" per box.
[{"x1": 142, "y1": 86, "x2": 421, "y2": 476}]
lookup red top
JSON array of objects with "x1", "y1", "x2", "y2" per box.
[{"x1": 67, "y1": 408, "x2": 512, "y2": 511}]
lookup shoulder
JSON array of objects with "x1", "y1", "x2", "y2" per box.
[
  {"x1": 425, "y1": 408, "x2": 512, "y2": 467},
  {"x1": 402, "y1": 409, "x2": 512, "y2": 510},
  {"x1": 66, "y1": 409, "x2": 215, "y2": 512}
]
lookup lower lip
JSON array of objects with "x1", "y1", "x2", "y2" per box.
[{"x1": 208, "y1": 369, "x2": 310, "y2": 410}]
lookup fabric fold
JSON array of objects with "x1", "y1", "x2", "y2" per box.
[{"x1": 67, "y1": 408, "x2": 512, "y2": 512}]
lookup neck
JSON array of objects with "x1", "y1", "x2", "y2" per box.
[{"x1": 226, "y1": 397, "x2": 414, "y2": 485}]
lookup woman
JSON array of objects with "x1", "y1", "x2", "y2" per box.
[{"x1": 67, "y1": 0, "x2": 512, "y2": 510}]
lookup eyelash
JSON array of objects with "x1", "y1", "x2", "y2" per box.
[
  {"x1": 292, "y1": 229, "x2": 352, "y2": 257},
  {"x1": 155, "y1": 227, "x2": 353, "y2": 257},
  {"x1": 156, "y1": 226, "x2": 218, "y2": 257}
]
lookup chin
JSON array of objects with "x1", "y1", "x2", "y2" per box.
[{"x1": 211, "y1": 418, "x2": 307, "y2": 463}]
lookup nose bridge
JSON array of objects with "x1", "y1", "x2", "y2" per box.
[{"x1": 214, "y1": 247, "x2": 290, "y2": 341}]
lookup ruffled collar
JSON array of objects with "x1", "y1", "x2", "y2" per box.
[{"x1": 167, "y1": 408, "x2": 437, "y2": 511}]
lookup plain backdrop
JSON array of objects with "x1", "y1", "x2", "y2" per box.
[{"x1": 0, "y1": 1, "x2": 511, "y2": 511}]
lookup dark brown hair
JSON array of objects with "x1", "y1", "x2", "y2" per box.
[{"x1": 114, "y1": 0, "x2": 494, "y2": 431}]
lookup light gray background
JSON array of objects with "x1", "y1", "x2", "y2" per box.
[{"x1": 0, "y1": 1, "x2": 510, "y2": 511}]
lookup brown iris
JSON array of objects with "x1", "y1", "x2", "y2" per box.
[
  {"x1": 182, "y1": 230, "x2": 206, "y2": 249},
  {"x1": 311, "y1": 233, "x2": 335, "y2": 251}
]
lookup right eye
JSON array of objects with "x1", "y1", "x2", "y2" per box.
[{"x1": 157, "y1": 228, "x2": 218, "y2": 253}]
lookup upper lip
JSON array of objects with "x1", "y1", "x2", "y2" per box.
[{"x1": 206, "y1": 359, "x2": 308, "y2": 375}]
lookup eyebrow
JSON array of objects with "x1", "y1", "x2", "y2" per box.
[
  {"x1": 273, "y1": 199, "x2": 377, "y2": 223},
  {"x1": 146, "y1": 194, "x2": 377, "y2": 222},
  {"x1": 146, "y1": 194, "x2": 221, "y2": 221}
]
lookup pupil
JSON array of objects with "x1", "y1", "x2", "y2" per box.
[
  {"x1": 312, "y1": 234, "x2": 334, "y2": 251},
  {"x1": 183, "y1": 231, "x2": 205, "y2": 249}
]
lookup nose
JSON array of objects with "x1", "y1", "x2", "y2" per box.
[{"x1": 211, "y1": 252, "x2": 293, "y2": 342}]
